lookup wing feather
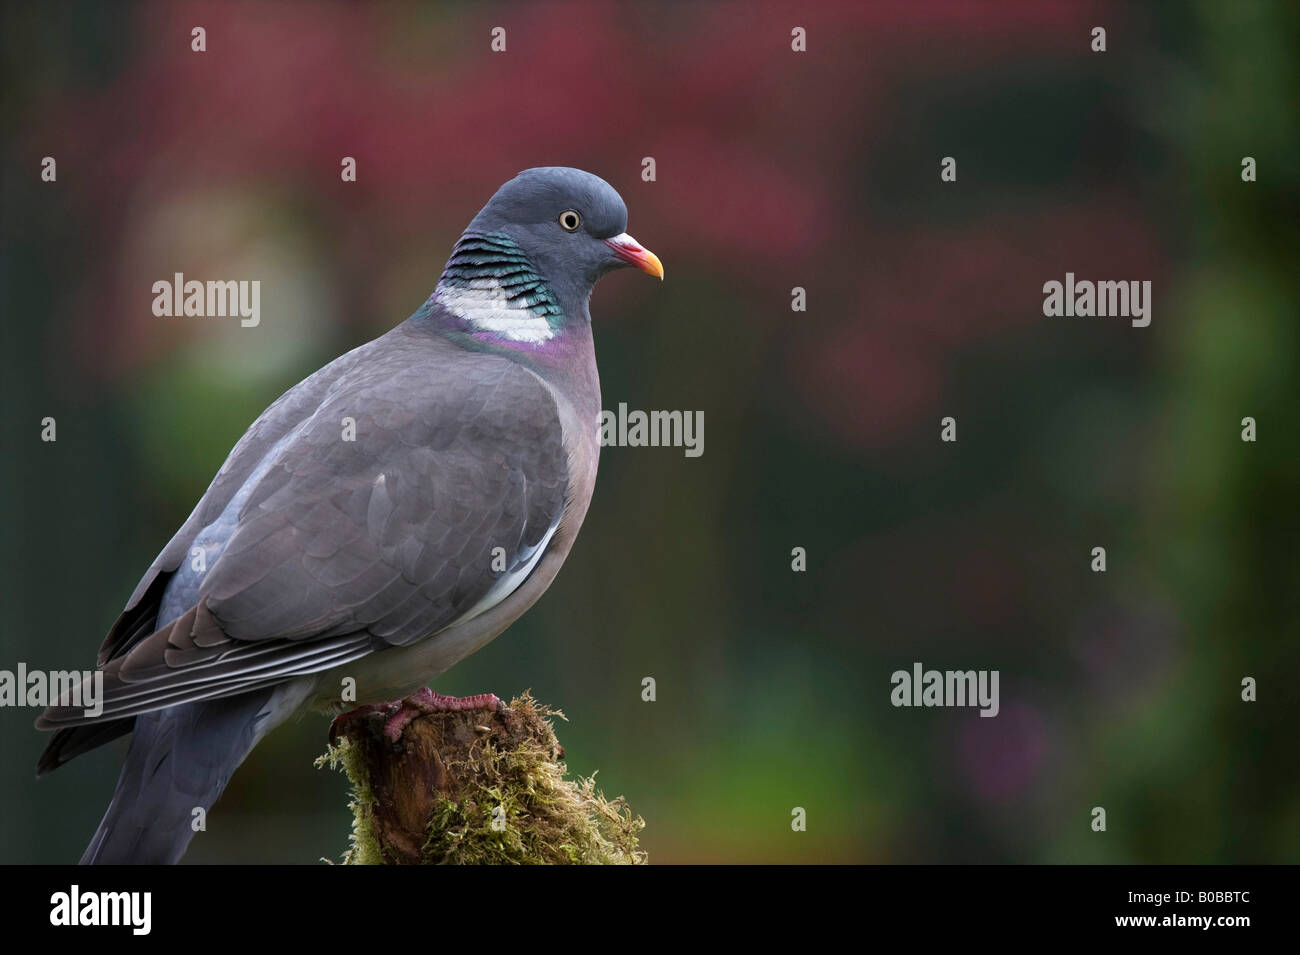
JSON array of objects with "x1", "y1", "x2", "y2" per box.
[{"x1": 39, "y1": 326, "x2": 568, "y2": 730}]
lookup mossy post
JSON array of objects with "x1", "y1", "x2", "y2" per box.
[{"x1": 317, "y1": 693, "x2": 645, "y2": 864}]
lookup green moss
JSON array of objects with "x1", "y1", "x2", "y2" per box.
[
  {"x1": 317, "y1": 693, "x2": 645, "y2": 865},
  {"x1": 315, "y1": 732, "x2": 386, "y2": 865}
]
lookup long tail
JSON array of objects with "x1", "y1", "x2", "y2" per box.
[{"x1": 80, "y1": 687, "x2": 290, "y2": 864}]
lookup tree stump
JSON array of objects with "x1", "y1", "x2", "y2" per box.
[{"x1": 318, "y1": 693, "x2": 645, "y2": 864}]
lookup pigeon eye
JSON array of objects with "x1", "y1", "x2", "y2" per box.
[{"x1": 558, "y1": 210, "x2": 582, "y2": 232}]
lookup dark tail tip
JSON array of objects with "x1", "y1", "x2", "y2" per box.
[{"x1": 36, "y1": 720, "x2": 134, "y2": 778}]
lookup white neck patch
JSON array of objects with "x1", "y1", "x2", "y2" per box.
[{"x1": 436, "y1": 280, "x2": 555, "y2": 343}]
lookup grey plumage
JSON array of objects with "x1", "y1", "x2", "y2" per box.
[
  {"x1": 79, "y1": 686, "x2": 300, "y2": 865},
  {"x1": 36, "y1": 167, "x2": 662, "y2": 863}
]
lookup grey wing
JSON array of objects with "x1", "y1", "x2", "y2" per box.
[
  {"x1": 94, "y1": 336, "x2": 389, "y2": 667},
  {"x1": 39, "y1": 339, "x2": 568, "y2": 729}
]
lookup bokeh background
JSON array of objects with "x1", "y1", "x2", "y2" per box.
[{"x1": 1, "y1": 1, "x2": 1296, "y2": 864}]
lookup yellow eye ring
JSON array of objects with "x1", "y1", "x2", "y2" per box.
[{"x1": 558, "y1": 210, "x2": 581, "y2": 232}]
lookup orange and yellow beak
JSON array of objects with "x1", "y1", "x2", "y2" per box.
[{"x1": 605, "y1": 232, "x2": 664, "y2": 280}]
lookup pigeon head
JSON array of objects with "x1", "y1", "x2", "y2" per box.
[
  {"x1": 471, "y1": 167, "x2": 663, "y2": 286},
  {"x1": 433, "y1": 167, "x2": 661, "y2": 345}
]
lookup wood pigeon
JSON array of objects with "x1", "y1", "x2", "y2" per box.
[{"x1": 35, "y1": 166, "x2": 663, "y2": 864}]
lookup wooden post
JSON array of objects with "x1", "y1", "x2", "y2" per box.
[{"x1": 319, "y1": 694, "x2": 645, "y2": 864}]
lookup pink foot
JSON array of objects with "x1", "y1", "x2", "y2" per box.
[
  {"x1": 381, "y1": 688, "x2": 504, "y2": 742},
  {"x1": 330, "y1": 689, "x2": 504, "y2": 745},
  {"x1": 329, "y1": 701, "x2": 400, "y2": 745}
]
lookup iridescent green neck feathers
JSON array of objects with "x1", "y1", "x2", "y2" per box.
[{"x1": 433, "y1": 231, "x2": 565, "y2": 344}]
